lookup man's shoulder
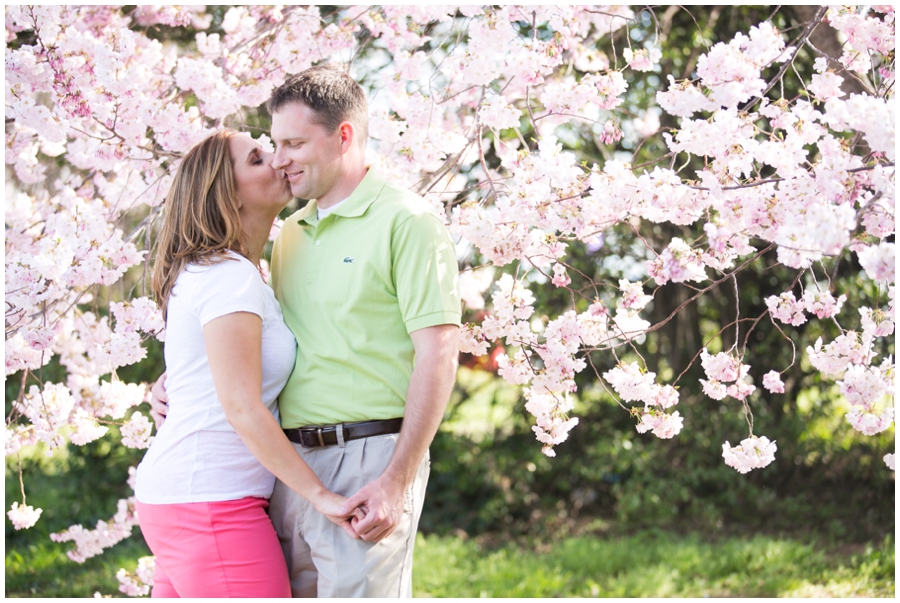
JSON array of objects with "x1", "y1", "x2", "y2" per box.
[{"x1": 371, "y1": 178, "x2": 440, "y2": 224}]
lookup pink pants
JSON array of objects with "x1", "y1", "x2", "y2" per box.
[{"x1": 136, "y1": 497, "x2": 290, "y2": 598}]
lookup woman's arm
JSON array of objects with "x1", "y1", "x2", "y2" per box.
[{"x1": 203, "y1": 311, "x2": 360, "y2": 538}]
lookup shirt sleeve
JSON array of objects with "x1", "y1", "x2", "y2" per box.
[
  {"x1": 190, "y1": 256, "x2": 268, "y2": 326},
  {"x1": 392, "y1": 211, "x2": 462, "y2": 333}
]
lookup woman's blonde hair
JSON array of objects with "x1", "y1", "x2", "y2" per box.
[{"x1": 152, "y1": 129, "x2": 248, "y2": 319}]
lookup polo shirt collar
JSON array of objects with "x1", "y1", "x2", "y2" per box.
[{"x1": 297, "y1": 168, "x2": 386, "y2": 226}]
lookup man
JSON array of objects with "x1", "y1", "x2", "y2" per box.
[{"x1": 152, "y1": 67, "x2": 460, "y2": 597}]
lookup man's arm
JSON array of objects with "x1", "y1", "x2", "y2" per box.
[
  {"x1": 339, "y1": 323, "x2": 459, "y2": 542},
  {"x1": 149, "y1": 372, "x2": 168, "y2": 428}
]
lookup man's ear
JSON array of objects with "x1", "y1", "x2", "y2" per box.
[{"x1": 338, "y1": 121, "x2": 355, "y2": 153}]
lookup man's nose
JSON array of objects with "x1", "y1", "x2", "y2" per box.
[{"x1": 271, "y1": 147, "x2": 287, "y2": 170}]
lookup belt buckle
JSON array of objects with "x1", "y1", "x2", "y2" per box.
[{"x1": 300, "y1": 425, "x2": 332, "y2": 447}]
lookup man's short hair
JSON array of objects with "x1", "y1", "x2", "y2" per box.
[{"x1": 267, "y1": 66, "x2": 368, "y2": 141}]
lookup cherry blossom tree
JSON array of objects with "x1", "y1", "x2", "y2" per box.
[{"x1": 5, "y1": 5, "x2": 893, "y2": 595}]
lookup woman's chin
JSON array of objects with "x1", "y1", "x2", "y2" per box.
[{"x1": 279, "y1": 193, "x2": 294, "y2": 208}]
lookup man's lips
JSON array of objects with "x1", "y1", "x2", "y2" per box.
[{"x1": 286, "y1": 171, "x2": 304, "y2": 183}]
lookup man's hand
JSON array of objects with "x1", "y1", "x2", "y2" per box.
[
  {"x1": 339, "y1": 475, "x2": 406, "y2": 543},
  {"x1": 148, "y1": 372, "x2": 168, "y2": 429}
]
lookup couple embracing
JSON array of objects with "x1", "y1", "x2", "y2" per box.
[{"x1": 135, "y1": 67, "x2": 461, "y2": 598}]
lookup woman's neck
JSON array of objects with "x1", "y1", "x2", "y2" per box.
[{"x1": 241, "y1": 211, "x2": 279, "y2": 266}]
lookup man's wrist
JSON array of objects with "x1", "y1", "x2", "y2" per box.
[{"x1": 379, "y1": 465, "x2": 415, "y2": 493}]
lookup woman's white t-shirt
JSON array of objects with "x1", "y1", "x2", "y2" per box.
[{"x1": 135, "y1": 252, "x2": 297, "y2": 504}]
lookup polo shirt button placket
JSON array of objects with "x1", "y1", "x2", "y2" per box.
[{"x1": 306, "y1": 225, "x2": 323, "y2": 284}]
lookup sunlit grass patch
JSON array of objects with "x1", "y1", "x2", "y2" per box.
[
  {"x1": 7, "y1": 527, "x2": 893, "y2": 597},
  {"x1": 413, "y1": 531, "x2": 895, "y2": 598}
]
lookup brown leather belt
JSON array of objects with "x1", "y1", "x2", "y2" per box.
[{"x1": 283, "y1": 418, "x2": 403, "y2": 448}]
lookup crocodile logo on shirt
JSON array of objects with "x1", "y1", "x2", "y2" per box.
[{"x1": 343, "y1": 257, "x2": 354, "y2": 264}]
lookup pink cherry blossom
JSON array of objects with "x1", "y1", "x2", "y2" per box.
[
  {"x1": 762, "y1": 371, "x2": 785, "y2": 394},
  {"x1": 635, "y1": 410, "x2": 684, "y2": 439},
  {"x1": 8, "y1": 502, "x2": 42, "y2": 530},
  {"x1": 766, "y1": 292, "x2": 807, "y2": 326},
  {"x1": 116, "y1": 556, "x2": 155, "y2": 597},
  {"x1": 623, "y1": 47, "x2": 661, "y2": 72},
  {"x1": 646, "y1": 238, "x2": 707, "y2": 286},
  {"x1": 802, "y1": 290, "x2": 846, "y2": 319},
  {"x1": 120, "y1": 413, "x2": 154, "y2": 449},
  {"x1": 857, "y1": 242, "x2": 895, "y2": 283},
  {"x1": 51, "y1": 496, "x2": 138, "y2": 563},
  {"x1": 846, "y1": 407, "x2": 894, "y2": 436},
  {"x1": 722, "y1": 436, "x2": 777, "y2": 473}
]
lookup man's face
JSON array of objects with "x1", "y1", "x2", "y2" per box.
[{"x1": 270, "y1": 101, "x2": 344, "y2": 202}]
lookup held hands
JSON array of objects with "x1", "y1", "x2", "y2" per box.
[
  {"x1": 338, "y1": 475, "x2": 406, "y2": 543},
  {"x1": 311, "y1": 490, "x2": 367, "y2": 540}
]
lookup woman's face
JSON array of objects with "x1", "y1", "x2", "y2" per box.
[{"x1": 229, "y1": 133, "x2": 292, "y2": 214}]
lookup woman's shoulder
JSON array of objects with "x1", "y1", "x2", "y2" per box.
[
  {"x1": 172, "y1": 251, "x2": 271, "y2": 321},
  {"x1": 180, "y1": 251, "x2": 257, "y2": 280},
  {"x1": 173, "y1": 252, "x2": 262, "y2": 298}
]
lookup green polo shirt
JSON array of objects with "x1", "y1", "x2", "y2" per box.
[{"x1": 270, "y1": 168, "x2": 461, "y2": 428}]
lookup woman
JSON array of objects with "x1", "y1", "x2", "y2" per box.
[{"x1": 136, "y1": 129, "x2": 357, "y2": 597}]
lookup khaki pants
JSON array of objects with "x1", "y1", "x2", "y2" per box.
[{"x1": 269, "y1": 433, "x2": 430, "y2": 598}]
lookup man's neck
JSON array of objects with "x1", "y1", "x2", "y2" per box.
[{"x1": 316, "y1": 162, "x2": 369, "y2": 210}]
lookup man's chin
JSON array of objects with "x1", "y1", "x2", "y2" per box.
[{"x1": 289, "y1": 186, "x2": 308, "y2": 199}]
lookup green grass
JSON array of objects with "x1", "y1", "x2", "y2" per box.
[
  {"x1": 7, "y1": 529, "x2": 893, "y2": 597},
  {"x1": 413, "y1": 531, "x2": 896, "y2": 597}
]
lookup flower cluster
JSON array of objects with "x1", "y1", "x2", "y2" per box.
[
  {"x1": 7, "y1": 502, "x2": 43, "y2": 531},
  {"x1": 603, "y1": 362, "x2": 683, "y2": 439},
  {"x1": 116, "y1": 556, "x2": 155, "y2": 597},
  {"x1": 766, "y1": 292, "x2": 807, "y2": 326},
  {"x1": 699, "y1": 349, "x2": 756, "y2": 401},
  {"x1": 838, "y1": 360, "x2": 894, "y2": 436},
  {"x1": 766, "y1": 289, "x2": 847, "y2": 326},
  {"x1": 646, "y1": 238, "x2": 707, "y2": 286},
  {"x1": 722, "y1": 436, "x2": 778, "y2": 473},
  {"x1": 762, "y1": 371, "x2": 785, "y2": 394},
  {"x1": 50, "y1": 496, "x2": 138, "y2": 563},
  {"x1": 120, "y1": 413, "x2": 154, "y2": 449}
]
